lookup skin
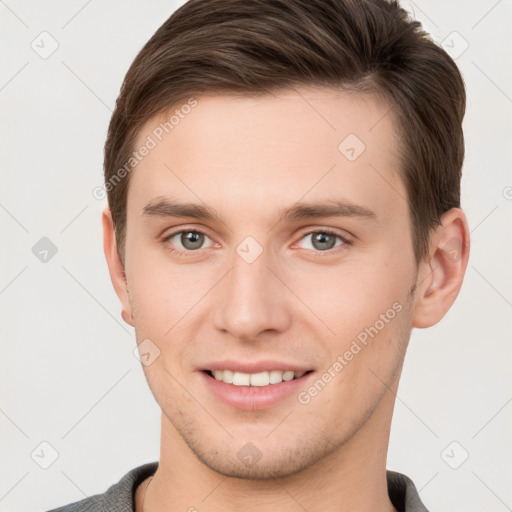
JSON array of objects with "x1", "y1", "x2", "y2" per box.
[{"x1": 103, "y1": 86, "x2": 470, "y2": 512}]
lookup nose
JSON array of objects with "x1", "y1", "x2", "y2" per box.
[{"x1": 213, "y1": 248, "x2": 292, "y2": 341}]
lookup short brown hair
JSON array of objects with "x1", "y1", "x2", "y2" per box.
[{"x1": 104, "y1": 0, "x2": 466, "y2": 265}]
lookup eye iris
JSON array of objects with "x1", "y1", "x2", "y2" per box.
[
  {"x1": 181, "y1": 231, "x2": 204, "y2": 250},
  {"x1": 312, "y1": 232, "x2": 336, "y2": 251}
]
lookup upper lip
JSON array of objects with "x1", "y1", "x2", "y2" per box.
[{"x1": 200, "y1": 360, "x2": 314, "y2": 374}]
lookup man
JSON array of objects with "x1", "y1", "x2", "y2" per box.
[{"x1": 48, "y1": 0, "x2": 469, "y2": 510}]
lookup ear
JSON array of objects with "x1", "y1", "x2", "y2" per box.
[
  {"x1": 412, "y1": 208, "x2": 470, "y2": 328},
  {"x1": 102, "y1": 207, "x2": 134, "y2": 327}
]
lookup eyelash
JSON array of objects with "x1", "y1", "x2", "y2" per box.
[{"x1": 162, "y1": 227, "x2": 352, "y2": 257}]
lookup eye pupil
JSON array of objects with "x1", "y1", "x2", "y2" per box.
[
  {"x1": 181, "y1": 231, "x2": 204, "y2": 250},
  {"x1": 312, "y1": 232, "x2": 336, "y2": 251}
]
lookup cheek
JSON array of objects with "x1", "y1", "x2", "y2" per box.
[
  {"x1": 128, "y1": 261, "x2": 200, "y2": 379},
  {"x1": 289, "y1": 257, "x2": 412, "y2": 340},
  {"x1": 126, "y1": 247, "x2": 216, "y2": 360},
  {"x1": 126, "y1": 235, "x2": 184, "y2": 309}
]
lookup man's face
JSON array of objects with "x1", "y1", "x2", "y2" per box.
[{"x1": 122, "y1": 87, "x2": 418, "y2": 478}]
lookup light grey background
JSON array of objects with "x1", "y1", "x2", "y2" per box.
[{"x1": 1, "y1": 1, "x2": 511, "y2": 511}]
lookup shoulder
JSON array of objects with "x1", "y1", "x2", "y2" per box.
[
  {"x1": 386, "y1": 469, "x2": 429, "y2": 512},
  {"x1": 44, "y1": 462, "x2": 158, "y2": 512}
]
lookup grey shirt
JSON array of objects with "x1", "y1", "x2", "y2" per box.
[{"x1": 46, "y1": 462, "x2": 429, "y2": 512}]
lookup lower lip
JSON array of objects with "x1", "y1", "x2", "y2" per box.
[{"x1": 200, "y1": 371, "x2": 315, "y2": 410}]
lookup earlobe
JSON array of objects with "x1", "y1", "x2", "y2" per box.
[
  {"x1": 412, "y1": 208, "x2": 470, "y2": 328},
  {"x1": 102, "y1": 208, "x2": 135, "y2": 327}
]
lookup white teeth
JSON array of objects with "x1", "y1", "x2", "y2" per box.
[
  {"x1": 232, "y1": 372, "x2": 250, "y2": 386},
  {"x1": 210, "y1": 369, "x2": 308, "y2": 386},
  {"x1": 282, "y1": 371, "x2": 295, "y2": 381},
  {"x1": 250, "y1": 371, "x2": 269, "y2": 387},
  {"x1": 269, "y1": 370, "x2": 283, "y2": 384}
]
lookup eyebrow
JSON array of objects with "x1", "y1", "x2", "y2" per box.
[{"x1": 142, "y1": 197, "x2": 377, "y2": 224}]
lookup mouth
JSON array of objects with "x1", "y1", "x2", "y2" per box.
[
  {"x1": 201, "y1": 368, "x2": 316, "y2": 410},
  {"x1": 203, "y1": 369, "x2": 314, "y2": 387}
]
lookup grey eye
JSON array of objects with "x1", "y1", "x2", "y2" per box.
[
  {"x1": 299, "y1": 231, "x2": 344, "y2": 251},
  {"x1": 166, "y1": 230, "x2": 212, "y2": 251},
  {"x1": 179, "y1": 231, "x2": 205, "y2": 250}
]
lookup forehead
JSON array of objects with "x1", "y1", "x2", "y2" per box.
[{"x1": 127, "y1": 86, "x2": 405, "y2": 223}]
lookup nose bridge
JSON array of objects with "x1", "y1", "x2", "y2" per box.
[{"x1": 213, "y1": 244, "x2": 290, "y2": 340}]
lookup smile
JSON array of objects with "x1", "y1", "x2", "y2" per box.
[{"x1": 205, "y1": 369, "x2": 313, "y2": 387}]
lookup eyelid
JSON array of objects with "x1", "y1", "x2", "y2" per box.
[
  {"x1": 162, "y1": 223, "x2": 213, "y2": 239},
  {"x1": 296, "y1": 226, "x2": 353, "y2": 243},
  {"x1": 292, "y1": 227, "x2": 353, "y2": 253},
  {"x1": 162, "y1": 226, "x2": 216, "y2": 254}
]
